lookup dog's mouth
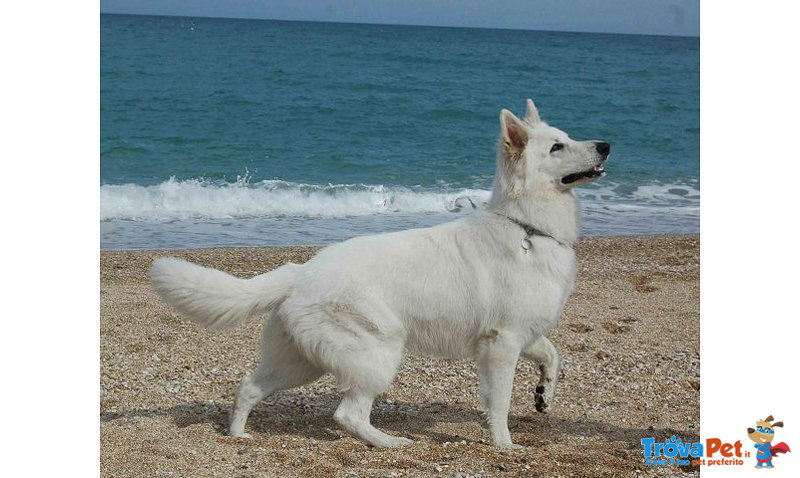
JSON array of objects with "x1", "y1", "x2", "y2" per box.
[{"x1": 561, "y1": 164, "x2": 605, "y2": 184}]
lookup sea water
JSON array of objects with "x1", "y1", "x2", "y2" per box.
[{"x1": 100, "y1": 14, "x2": 699, "y2": 249}]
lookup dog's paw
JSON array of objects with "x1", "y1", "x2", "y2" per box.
[
  {"x1": 534, "y1": 385, "x2": 552, "y2": 413},
  {"x1": 229, "y1": 431, "x2": 253, "y2": 439},
  {"x1": 373, "y1": 436, "x2": 414, "y2": 447},
  {"x1": 496, "y1": 442, "x2": 524, "y2": 450},
  {"x1": 390, "y1": 436, "x2": 415, "y2": 447}
]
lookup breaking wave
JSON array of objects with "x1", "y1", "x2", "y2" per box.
[
  {"x1": 100, "y1": 177, "x2": 699, "y2": 222},
  {"x1": 100, "y1": 177, "x2": 492, "y2": 221}
]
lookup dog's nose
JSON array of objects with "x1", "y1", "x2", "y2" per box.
[
  {"x1": 748, "y1": 428, "x2": 756, "y2": 434},
  {"x1": 595, "y1": 142, "x2": 610, "y2": 156}
]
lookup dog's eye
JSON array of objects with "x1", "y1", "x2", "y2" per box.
[{"x1": 550, "y1": 143, "x2": 564, "y2": 153}]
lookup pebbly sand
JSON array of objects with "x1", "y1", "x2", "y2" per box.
[{"x1": 100, "y1": 235, "x2": 699, "y2": 477}]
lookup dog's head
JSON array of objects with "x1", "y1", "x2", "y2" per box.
[
  {"x1": 748, "y1": 416, "x2": 783, "y2": 444},
  {"x1": 494, "y1": 99, "x2": 609, "y2": 197}
]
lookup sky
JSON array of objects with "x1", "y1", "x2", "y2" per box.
[{"x1": 99, "y1": 0, "x2": 700, "y2": 37}]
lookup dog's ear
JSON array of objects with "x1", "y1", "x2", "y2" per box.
[
  {"x1": 772, "y1": 421, "x2": 784, "y2": 428},
  {"x1": 766, "y1": 415, "x2": 774, "y2": 422},
  {"x1": 500, "y1": 109, "x2": 528, "y2": 159},
  {"x1": 525, "y1": 98, "x2": 541, "y2": 125}
]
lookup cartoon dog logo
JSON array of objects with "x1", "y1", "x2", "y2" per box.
[{"x1": 747, "y1": 415, "x2": 791, "y2": 469}]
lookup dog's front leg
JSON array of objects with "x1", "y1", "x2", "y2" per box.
[
  {"x1": 475, "y1": 331, "x2": 522, "y2": 449},
  {"x1": 521, "y1": 335, "x2": 561, "y2": 413}
]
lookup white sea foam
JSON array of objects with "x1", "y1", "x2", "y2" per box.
[
  {"x1": 100, "y1": 178, "x2": 492, "y2": 221},
  {"x1": 99, "y1": 177, "x2": 699, "y2": 222}
]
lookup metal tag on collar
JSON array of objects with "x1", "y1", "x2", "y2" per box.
[{"x1": 521, "y1": 237, "x2": 533, "y2": 253}]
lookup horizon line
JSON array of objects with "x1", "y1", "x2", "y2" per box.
[{"x1": 100, "y1": 11, "x2": 700, "y2": 39}]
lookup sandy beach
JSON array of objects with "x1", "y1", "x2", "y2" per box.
[{"x1": 100, "y1": 235, "x2": 699, "y2": 477}]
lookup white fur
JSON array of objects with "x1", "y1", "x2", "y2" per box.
[
  {"x1": 150, "y1": 99, "x2": 609, "y2": 448},
  {"x1": 150, "y1": 257, "x2": 300, "y2": 330}
]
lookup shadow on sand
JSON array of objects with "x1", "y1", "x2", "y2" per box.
[{"x1": 101, "y1": 391, "x2": 698, "y2": 448}]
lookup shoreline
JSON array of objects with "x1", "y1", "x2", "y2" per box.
[
  {"x1": 100, "y1": 232, "x2": 700, "y2": 253},
  {"x1": 101, "y1": 235, "x2": 699, "y2": 477}
]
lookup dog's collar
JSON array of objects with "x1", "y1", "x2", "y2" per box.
[{"x1": 495, "y1": 213, "x2": 574, "y2": 252}]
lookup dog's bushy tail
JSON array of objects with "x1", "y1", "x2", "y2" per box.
[{"x1": 150, "y1": 257, "x2": 299, "y2": 330}]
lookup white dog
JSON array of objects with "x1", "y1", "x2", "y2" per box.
[{"x1": 150, "y1": 99, "x2": 609, "y2": 449}]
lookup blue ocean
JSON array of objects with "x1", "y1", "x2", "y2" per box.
[{"x1": 100, "y1": 14, "x2": 699, "y2": 250}]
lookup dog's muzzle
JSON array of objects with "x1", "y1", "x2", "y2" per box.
[{"x1": 561, "y1": 142, "x2": 610, "y2": 184}]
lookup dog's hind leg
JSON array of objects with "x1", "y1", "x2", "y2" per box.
[
  {"x1": 229, "y1": 318, "x2": 323, "y2": 438},
  {"x1": 283, "y1": 297, "x2": 412, "y2": 447},
  {"x1": 476, "y1": 331, "x2": 522, "y2": 449},
  {"x1": 333, "y1": 387, "x2": 413, "y2": 447},
  {"x1": 521, "y1": 335, "x2": 561, "y2": 414},
  {"x1": 330, "y1": 340, "x2": 412, "y2": 447}
]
